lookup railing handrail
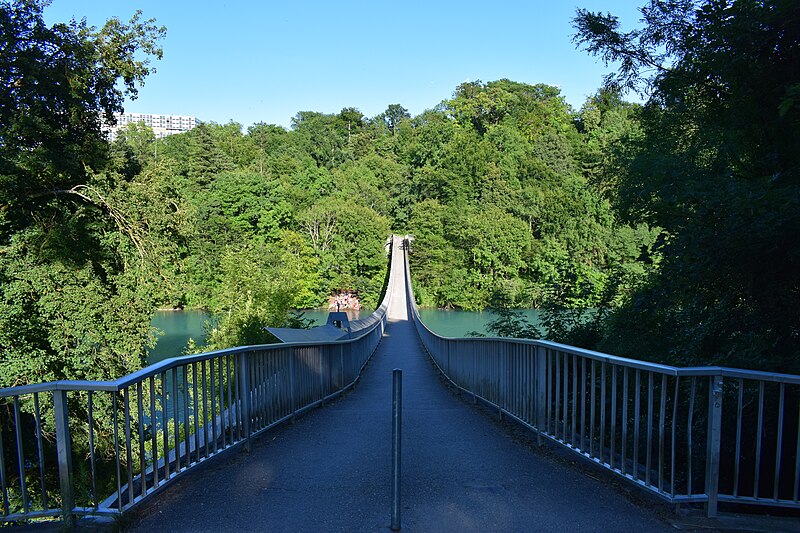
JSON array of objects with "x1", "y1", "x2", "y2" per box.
[
  {"x1": 0, "y1": 235, "x2": 400, "y2": 525},
  {"x1": 408, "y1": 287, "x2": 800, "y2": 385},
  {"x1": 0, "y1": 239, "x2": 397, "y2": 399},
  {"x1": 0, "y1": 308, "x2": 393, "y2": 397},
  {"x1": 403, "y1": 237, "x2": 800, "y2": 517}
]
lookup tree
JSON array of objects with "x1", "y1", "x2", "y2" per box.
[
  {"x1": 110, "y1": 121, "x2": 157, "y2": 178},
  {"x1": 338, "y1": 107, "x2": 365, "y2": 138},
  {"x1": 291, "y1": 111, "x2": 349, "y2": 168},
  {"x1": 184, "y1": 123, "x2": 235, "y2": 185},
  {"x1": 379, "y1": 104, "x2": 410, "y2": 135},
  {"x1": 0, "y1": 0, "x2": 166, "y2": 389},
  {"x1": 574, "y1": 0, "x2": 800, "y2": 371},
  {"x1": 247, "y1": 122, "x2": 288, "y2": 176},
  {"x1": 0, "y1": 0, "x2": 165, "y2": 233}
]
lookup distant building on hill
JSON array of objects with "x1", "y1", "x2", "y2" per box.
[{"x1": 104, "y1": 112, "x2": 200, "y2": 140}]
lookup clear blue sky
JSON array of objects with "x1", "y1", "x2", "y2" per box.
[{"x1": 44, "y1": 1, "x2": 644, "y2": 129}]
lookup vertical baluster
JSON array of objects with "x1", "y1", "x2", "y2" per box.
[
  {"x1": 33, "y1": 393, "x2": 48, "y2": 510},
  {"x1": 221, "y1": 356, "x2": 228, "y2": 443},
  {"x1": 0, "y1": 414, "x2": 8, "y2": 516},
  {"x1": 274, "y1": 351, "x2": 280, "y2": 422},
  {"x1": 289, "y1": 349, "x2": 297, "y2": 423},
  {"x1": 319, "y1": 346, "x2": 326, "y2": 405},
  {"x1": 580, "y1": 357, "x2": 586, "y2": 452},
  {"x1": 113, "y1": 394, "x2": 122, "y2": 510},
  {"x1": 172, "y1": 367, "x2": 179, "y2": 470},
  {"x1": 671, "y1": 377, "x2": 679, "y2": 499},
  {"x1": 511, "y1": 346, "x2": 517, "y2": 418},
  {"x1": 794, "y1": 398, "x2": 800, "y2": 502},
  {"x1": 183, "y1": 367, "x2": 191, "y2": 465},
  {"x1": 137, "y1": 382, "x2": 146, "y2": 499},
  {"x1": 522, "y1": 345, "x2": 528, "y2": 421},
  {"x1": 518, "y1": 345, "x2": 524, "y2": 419},
  {"x1": 546, "y1": 350, "x2": 552, "y2": 434},
  {"x1": 774, "y1": 383, "x2": 785, "y2": 500},
  {"x1": 572, "y1": 355, "x2": 578, "y2": 447},
  {"x1": 754, "y1": 381, "x2": 764, "y2": 498},
  {"x1": 88, "y1": 391, "x2": 97, "y2": 509},
  {"x1": 590, "y1": 360, "x2": 596, "y2": 457},
  {"x1": 226, "y1": 356, "x2": 234, "y2": 443},
  {"x1": 622, "y1": 368, "x2": 628, "y2": 476},
  {"x1": 523, "y1": 347, "x2": 528, "y2": 426},
  {"x1": 234, "y1": 354, "x2": 243, "y2": 440},
  {"x1": 734, "y1": 379, "x2": 743, "y2": 497},
  {"x1": 563, "y1": 352, "x2": 568, "y2": 441},
  {"x1": 211, "y1": 359, "x2": 218, "y2": 454},
  {"x1": 633, "y1": 370, "x2": 641, "y2": 481},
  {"x1": 251, "y1": 352, "x2": 258, "y2": 429},
  {"x1": 123, "y1": 387, "x2": 134, "y2": 507},
  {"x1": 162, "y1": 371, "x2": 170, "y2": 480},
  {"x1": 261, "y1": 351, "x2": 267, "y2": 426},
  {"x1": 687, "y1": 377, "x2": 696, "y2": 496},
  {"x1": 192, "y1": 362, "x2": 200, "y2": 464},
  {"x1": 296, "y1": 349, "x2": 303, "y2": 414},
  {"x1": 646, "y1": 372, "x2": 653, "y2": 487},
  {"x1": 600, "y1": 362, "x2": 606, "y2": 464},
  {"x1": 340, "y1": 344, "x2": 346, "y2": 398},
  {"x1": 260, "y1": 353, "x2": 266, "y2": 425},
  {"x1": 150, "y1": 376, "x2": 158, "y2": 489},
  {"x1": 659, "y1": 374, "x2": 667, "y2": 493},
  {"x1": 611, "y1": 366, "x2": 617, "y2": 469},
  {"x1": 12, "y1": 396, "x2": 28, "y2": 514},
  {"x1": 277, "y1": 351, "x2": 283, "y2": 422},
  {"x1": 555, "y1": 352, "x2": 561, "y2": 440},
  {"x1": 237, "y1": 351, "x2": 251, "y2": 450},
  {"x1": 271, "y1": 358, "x2": 279, "y2": 420},
  {"x1": 202, "y1": 360, "x2": 209, "y2": 459}
]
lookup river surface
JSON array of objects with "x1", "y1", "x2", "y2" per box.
[{"x1": 148, "y1": 307, "x2": 542, "y2": 364}]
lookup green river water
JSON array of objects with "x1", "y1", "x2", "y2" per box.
[{"x1": 147, "y1": 307, "x2": 542, "y2": 365}]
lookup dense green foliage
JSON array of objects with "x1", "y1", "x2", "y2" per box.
[
  {"x1": 405, "y1": 81, "x2": 657, "y2": 312},
  {"x1": 0, "y1": 0, "x2": 166, "y2": 386},
  {"x1": 573, "y1": 0, "x2": 800, "y2": 373},
  {"x1": 116, "y1": 81, "x2": 653, "y2": 354},
  {"x1": 2, "y1": 0, "x2": 797, "y2": 518}
]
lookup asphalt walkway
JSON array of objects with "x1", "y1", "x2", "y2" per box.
[{"x1": 130, "y1": 240, "x2": 671, "y2": 532}]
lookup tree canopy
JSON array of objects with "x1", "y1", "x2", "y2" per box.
[
  {"x1": 0, "y1": 0, "x2": 167, "y2": 386},
  {"x1": 573, "y1": 0, "x2": 800, "y2": 372}
]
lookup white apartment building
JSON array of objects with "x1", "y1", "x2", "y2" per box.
[{"x1": 105, "y1": 112, "x2": 200, "y2": 140}]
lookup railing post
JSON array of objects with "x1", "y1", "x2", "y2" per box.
[
  {"x1": 391, "y1": 369, "x2": 402, "y2": 531},
  {"x1": 53, "y1": 389, "x2": 74, "y2": 527},
  {"x1": 705, "y1": 374, "x2": 723, "y2": 517},
  {"x1": 536, "y1": 345, "x2": 547, "y2": 445},
  {"x1": 237, "y1": 352, "x2": 251, "y2": 452}
]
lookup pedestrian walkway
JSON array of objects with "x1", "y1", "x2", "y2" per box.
[{"x1": 130, "y1": 239, "x2": 671, "y2": 532}]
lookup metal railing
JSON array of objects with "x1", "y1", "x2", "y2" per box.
[
  {"x1": 403, "y1": 241, "x2": 800, "y2": 517},
  {"x1": 0, "y1": 239, "x2": 397, "y2": 525}
]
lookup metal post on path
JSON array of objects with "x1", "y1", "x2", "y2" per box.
[{"x1": 391, "y1": 368, "x2": 402, "y2": 531}]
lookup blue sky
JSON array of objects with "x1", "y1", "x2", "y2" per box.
[{"x1": 45, "y1": 1, "x2": 644, "y2": 129}]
